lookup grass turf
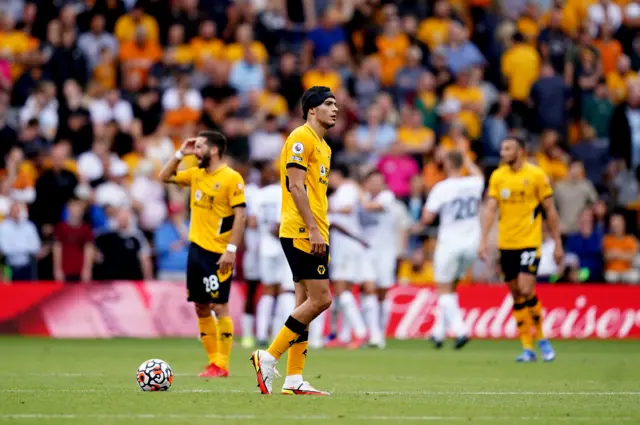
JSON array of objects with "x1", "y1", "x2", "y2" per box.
[{"x1": 0, "y1": 337, "x2": 638, "y2": 424}]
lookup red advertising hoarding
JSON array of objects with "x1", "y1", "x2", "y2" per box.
[{"x1": 1, "y1": 282, "x2": 639, "y2": 339}]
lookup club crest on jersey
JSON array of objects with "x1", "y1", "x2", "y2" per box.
[
  {"x1": 292, "y1": 142, "x2": 304, "y2": 154},
  {"x1": 195, "y1": 189, "x2": 203, "y2": 201},
  {"x1": 317, "y1": 265, "x2": 326, "y2": 275},
  {"x1": 500, "y1": 189, "x2": 510, "y2": 199}
]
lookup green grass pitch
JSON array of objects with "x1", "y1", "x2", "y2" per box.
[{"x1": 0, "y1": 337, "x2": 638, "y2": 424}]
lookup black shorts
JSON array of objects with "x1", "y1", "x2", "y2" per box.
[
  {"x1": 186, "y1": 243, "x2": 232, "y2": 304},
  {"x1": 499, "y1": 248, "x2": 540, "y2": 282},
  {"x1": 280, "y1": 237, "x2": 330, "y2": 282}
]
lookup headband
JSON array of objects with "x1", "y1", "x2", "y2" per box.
[{"x1": 302, "y1": 87, "x2": 335, "y2": 119}]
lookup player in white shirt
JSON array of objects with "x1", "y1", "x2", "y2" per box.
[
  {"x1": 253, "y1": 166, "x2": 296, "y2": 346},
  {"x1": 419, "y1": 150, "x2": 484, "y2": 349},
  {"x1": 241, "y1": 176, "x2": 261, "y2": 349},
  {"x1": 359, "y1": 170, "x2": 399, "y2": 348},
  {"x1": 316, "y1": 164, "x2": 368, "y2": 349}
]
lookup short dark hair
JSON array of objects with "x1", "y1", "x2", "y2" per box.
[
  {"x1": 446, "y1": 150, "x2": 464, "y2": 170},
  {"x1": 199, "y1": 130, "x2": 227, "y2": 158},
  {"x1": 332, "y1": 162, "x2": 350, "y2": 178},
  {"x1": 503, "y1": 135, "x2": 526, "y2": 148}
]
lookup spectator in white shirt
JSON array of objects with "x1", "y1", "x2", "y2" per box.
[
  {"x1": 77, "y1": 14, "x2": 118, "y2": 70},
  {"x1": 88, "y1": 89, "x2": 134, "y2": 131},
  {"x1": 0, "y1": 201, "x2": 41, "y2": 281},
  {"x1": 19, "y1": 81, "x2": 59, "y2": 140},
  {"x1": 95, "y1": 160, "x2": 131, "y2": 211},
  {"x1": 589, "y1": 0, "x2": 623, "y2": 36},
  {"x1": 77, "y1": 138, "x2": 122, "y2": 184},
  {"x1": 161, "y1": 73, "x2": 203, "y2": 113},
  {"x1": 130, "y1": 159, "x2": 167, "y2": 232},
  {"x1": 249, "y1": 114, "x2": 284, "y2": 161}
]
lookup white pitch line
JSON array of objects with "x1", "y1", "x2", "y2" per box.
[
  {"x1": 0, "y1": 414, "x2": 635, "y2": 422},
  {"x1": 2, "y1": 389, "x2": 639, "y2": 396}
]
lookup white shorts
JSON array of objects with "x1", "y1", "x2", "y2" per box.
[
  {"x1": 433, "y1": 244, "x2": 477, "y2": 284},
  {"x1": 243, "y1": 248, "x2": 260, "y2": 280},
  {"x1": 259, "y1": 253, "x2": 294, "y2": 292},
  {"x1": 361, "y1": 248, "x2": 397, "y2": 289},
  {"x1": 329, "y1": 244, "x2": 366, "y2": 283}
]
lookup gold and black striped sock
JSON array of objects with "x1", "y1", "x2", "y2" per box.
[{"x1": 512, "y1": 297, "x2": 533, "y2": 350}]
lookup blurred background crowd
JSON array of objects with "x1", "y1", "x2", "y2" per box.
[{"x1": 2, "y1": 0, "x2": 640, "y2": 285}]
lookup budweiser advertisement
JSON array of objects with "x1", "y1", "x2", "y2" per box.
[{"x1": 0, "y1": 282, "x2": 639, "y2": 339}]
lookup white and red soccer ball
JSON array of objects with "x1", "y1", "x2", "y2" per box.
[{"x1": 137, "y1": 359, "x2": 173, "y2": 391}]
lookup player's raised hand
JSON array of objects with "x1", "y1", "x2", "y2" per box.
[
  {"x1": 217, "y1": 250, "x2": 236, "y2": 275},
  {"x1": 180, "y1": 138, "x2": 197, "y2": 156},
  {"x1": 309, "y1": 227, "x2": 325, "y2": 256}
]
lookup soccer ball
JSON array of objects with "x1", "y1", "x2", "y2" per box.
[{"x1": 136, "y1": 359, "x2": 173, "y2": 391}]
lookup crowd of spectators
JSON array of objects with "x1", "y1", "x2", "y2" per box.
[{"x1": 2, "y1": 0, "x2": 640, "y2": 285}]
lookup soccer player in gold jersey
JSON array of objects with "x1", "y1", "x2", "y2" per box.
[
  {"x1": 479, "y1": 136, "x2": 563, "y2": 362},
  {"x1": 159, "y1": 130, "x2": 246, "y2": 377},
  {"x1": 251, "y1": 86, "x2": 337, "y2": 395}
]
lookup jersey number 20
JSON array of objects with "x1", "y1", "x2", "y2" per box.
[{"x1": 451, "y1": 196, "x2": 480, "y2": 220}]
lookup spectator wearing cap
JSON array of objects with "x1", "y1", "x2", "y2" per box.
[
  {"x1": 154, "y1": 201, "x2": 189, "y2": 282},
  {"x1": 554, "y1": 161, "x2": 599, "y2": 236},
  {"x1": 602, "y1": 213, "x2": 639, "y2": 283},
  {"x1": 529, "y1": 62, "x2": 570, "y2": 135},
  {"x1": 93, "y1": 206, "x2": 152, "y2": 281},
  {"x1": 0, "y1": 201, "x2": 41, "y2": 281},
  {"x1": 53, "y1": 197, "x2": 94, "y2": 282},
  {"x1": 77, "y1": 14, "x2": 118, "y2": 72}
]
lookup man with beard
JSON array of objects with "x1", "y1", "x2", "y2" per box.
[
  {"x1": 251, "y1": 86, "x2": 337, "y2": 396},
  {"x1": 159, "y1": 130, "x2": 246, "y2": 378},
  {"x1": 479, "y1": 136, "x2": 564, "y2": 363}
]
